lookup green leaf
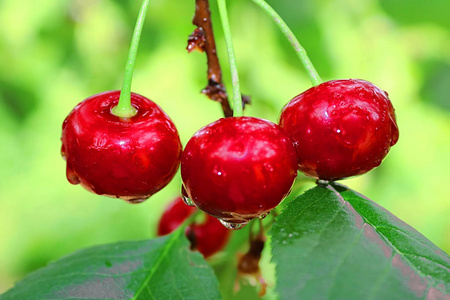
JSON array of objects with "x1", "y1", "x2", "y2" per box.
[
  {"x1": 378, "y1": 0, "x2": 450, "y2": 28},
  {"x1": 270, "y1": 183, "x2": 450, "y2": 299},
  {"x1": 0, "y1": 231, "x2": 221, "y2": 300}
]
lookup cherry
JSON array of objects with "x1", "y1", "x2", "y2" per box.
[
  {"x1": 279, "y1": 79, "x2": 399, "y2": 180},
  {"x1": 61, "y1": 90, "x2": 182, "y2": 203},
  {"x1": 181, "y1": 117, "x2": 298, "y2": 228},
  {"x1": 157, "y1": 197, "x2": 231, "y2": 258}
]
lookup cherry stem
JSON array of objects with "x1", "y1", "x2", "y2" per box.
[
  {"x1": 258, "y1": 218, "x2": 264, "y2": 235},
  {"x1": 112, "y1": 0, "x2": 150, "y2": 118},
  {"x1": 250, "y1": 0, "x2": 322, "y2": 86},
  {"x1": 216, "y1": 0, "x2": 243, "y2": 117}
]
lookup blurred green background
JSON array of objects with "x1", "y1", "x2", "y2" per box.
[{"x1": 0, "y1": 0, "x2": 449, "y2": 296}]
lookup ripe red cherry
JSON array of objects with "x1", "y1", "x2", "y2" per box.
[
  {"x1": 61, "y1": 90, "x2": 182, "y2": 203},
  {"x1": 279, "y1": 79, "x2": 399, "y2": 180},
  {"x1": 181, "y1": 117, "x2": 298, "y2": 228},
  {"x1": 158, "y1": 197, "x2": 231, "y2": 258}
]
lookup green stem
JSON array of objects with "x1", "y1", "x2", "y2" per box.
[
  {"x1": 112, "y1": 0, "x2": 150, "y2": 118},
  {"x1": 217, "y1": 0, "x2": 243, "y2": 117},
  {"x1": 250, "y1": 0, "x2": 322, "y2": 86}
]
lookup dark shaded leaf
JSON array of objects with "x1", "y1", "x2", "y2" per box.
[
  {"x1": 0, "y1": 78, "x2": 38, "y2": 125},
  {"x1": 270, "y1": 183, "x2": 450, "y2": 299},
  {"x1": 379, "y1": 0, "x2": 450, "y2": 28},
  {"x1": 1, "y1": 231, "x2": 221, "y2": 300},
  {"x1": 421, "y1": 60, "x2": 450, "y2": 111}
]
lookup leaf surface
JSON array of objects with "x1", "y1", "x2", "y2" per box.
[
  {"x1": 1, "y1": 230, "x2": 221, "y2": 300},
  {"x1": 270, "y1": 183, "x2": 450, "y2": 299},
  {"x1": 379, "y1": 0, "x2": 450, "y2": 28}
]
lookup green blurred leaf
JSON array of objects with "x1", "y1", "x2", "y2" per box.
[
  {"x1": 270, "y1": 183, "x2": 450, "y2": 299},
  {"x1": 0, "y1": 231, "x2": 221, "y2": 300},
  {"x1": 379, "y1": 0, "x2": 450, "y2": 28},
  {"x1": 421, "y1": 60, "x2": 450, "y2": 111},
  {"x1": 0, "y1": 78, "x2": 38, "y2": 125}
]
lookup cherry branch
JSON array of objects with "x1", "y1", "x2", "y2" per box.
[{"x1": 188, "y1": 0, "x2": 249, "y2": 117}]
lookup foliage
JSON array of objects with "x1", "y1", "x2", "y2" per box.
[
  {"x1": 272, "y1": 184, "x2": 450, "y2": 299},
  {"x1": 2, "y1": 184, "x2": 449, "y2": 299},
  {"x1": 0, "y1": 231, "x2": 221, "y2": 300}
]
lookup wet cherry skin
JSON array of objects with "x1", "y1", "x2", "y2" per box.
[
  {"x1": 61, "y1": 90, "x2": 182, "y2": 203},
  {"x1": 181, "y1": 117, "x2": 298, "y2": 225},
  {"x1": 158, "y1": 197, "x2": 231, "y2": 258},
  {"x1": 279, "y1": 79, "x2": 399, "y2": 180}
]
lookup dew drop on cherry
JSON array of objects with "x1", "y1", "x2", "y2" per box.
[
  {"x1": 316, "y1": 179, "x2": 330, "y2": 186},
  {"x1": 66, "y1": 165, "x2": 80, "y2": 185},
  {"x1": 181, "y1": 195, "x2": 195, "y2": 207},
  {"x1": 389, "y1": 117, "x2": 399, "y2": 146},
  {"x1": 181, "y1": 185, "x2": 195, "y2": 207},
  {"x1": 219, "y1": 219, "x2": 247, "y2": 230},
  {"x1": 61, "y1": 145, "x2": 67, "y2": 161},
  {"x1": 258, "y1": 212, "x2": 270, "y2": 220},
  {"x1": 123, "y1": 198, "x2": 147, "y2": 204}
]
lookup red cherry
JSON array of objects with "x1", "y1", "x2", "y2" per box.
[
  {"x1": 279, "y1": 79, "x2": 399, "y2": 180},
  {"x1": 157, "y1": 197, "x2": 231, "y2": 258},
  {"x1": 181, "y1": 117, "x2": 298, "y2": 227},
  {"x1": 61, "y1": 91, "x2": 182, "y2": 203}
]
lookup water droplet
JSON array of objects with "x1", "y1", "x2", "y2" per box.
[
  {"x1": 355, "y1": 86, "x2": 366, "y2": 95},
  {"x1": 219, "y1": 219, "x2": 247, "y2": 230},
  {"x1": 258, "y1": 212, "x2": 269, "y2": 220},
  {"x1": 66, "y1": 165, "x2": 80, "y2": 185},
  {"x1": 213, "y1": 165, "x2": 224, "y2": 177},
  {"x1": 124, "y1": 198, "x2": 147, "y2": 204},
  {"x1": 61, "y1": 145, "x2": 67, "y2": 160},
  {"x1": 316, "y1": 179, "x2": 330, "y2": 186},
  {"x1": 389, "y1": 116, "x2": 399, "y2": 146},
  {"x1": 332, "y1": 92, "x2": 344, "y2": 101},
  {"x1": 182, "y1": 195, "x2": 195, "y2": 207},
  {"x1": 263, "y1": 163, "x2": 274, "y2": 172},
  {"x1": 181, "y1": 186, "x2": 195, "y2": 207}
]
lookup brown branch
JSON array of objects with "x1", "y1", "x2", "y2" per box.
[
  {"x1": 235, "y1": 225, "x2": 267, "y2": 296},
  {"x1": 188, "y1": 0, "x2": 248, "y2": 118}
]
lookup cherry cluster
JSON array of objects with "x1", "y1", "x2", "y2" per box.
[
  {"x1": 61, "y1": 78, "x2": 398, "y2": 256},
  {"x1": 60, "y1": 0, "x2": 399, "y2": 258}
]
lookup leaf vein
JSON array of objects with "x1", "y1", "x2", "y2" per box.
[
  {"x1": 132, "y1": 231, "x2": 183, "y2": 300},
  {"x1": 402, "y1": 253, "x2": 450, "y2": 270},
  {"x1": 375, "y1": 225, "x2": 448, "y2": 259},
  {"x1": 290, "y1": 190, "x2": 330, "y2": 224},
  {"x1": 302, "y1": 200, "x2": 346, "y2": 258},
  {"x1": 367, "y1": 254, "x2": 395, "y2": 300},
  {"x1": 341, "y1": 189, "x2": 434, "y2": 283},
  {"x1": 327, "y1": 225, "x2": 365, "y2": 297}
]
